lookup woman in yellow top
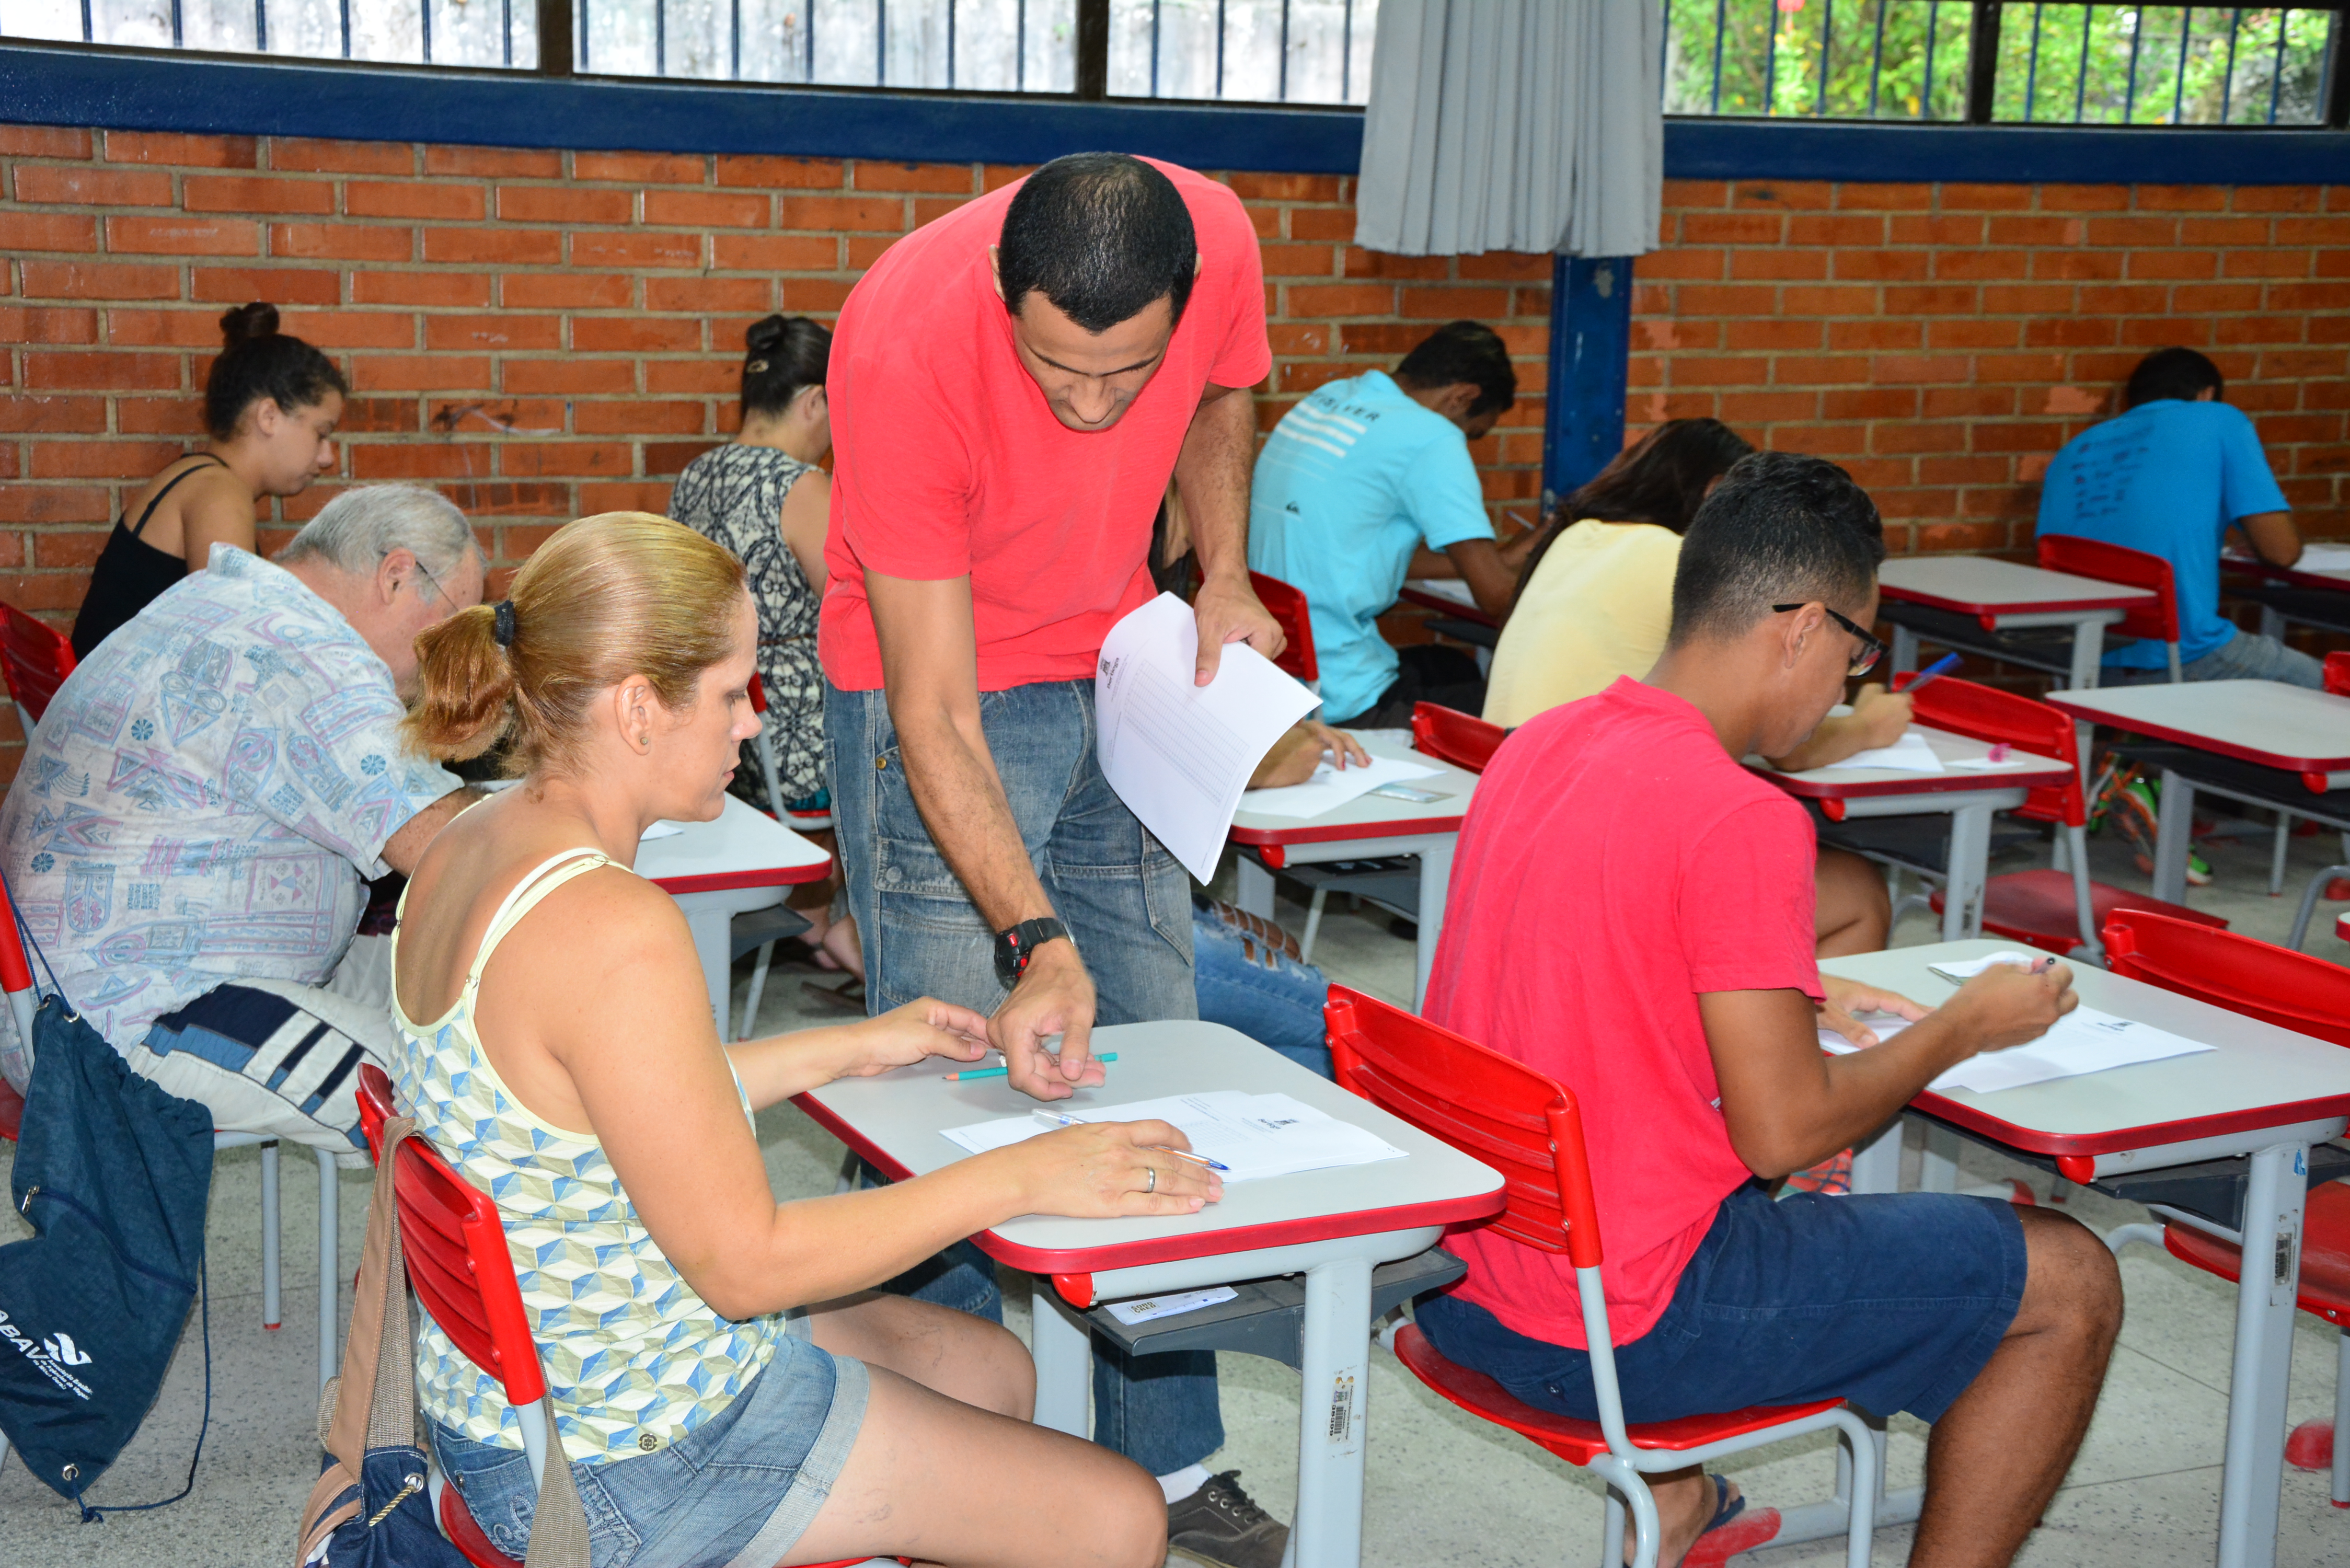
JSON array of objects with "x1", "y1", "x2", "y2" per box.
[
  {"x1": 394, "y1": 513, "x2": 1197, "y2": 1568},
  {"x1": 1487, "y1": 421, "x2": 1909, "y2": 956}
]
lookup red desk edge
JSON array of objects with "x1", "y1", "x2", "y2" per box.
[
  {"x1": 651, "y1": 860, "x2": 834, "y2": 895},
  {"x1": 794, "y1": 1092, "x2": 1507, "y2": 1279},
  {"x1": 1752, "y1": 757, "x2": 2073, "y2": 802},
  {"x1": 1229, "y1": 809, "x2": 1469, "y2": 848},
  {"x1": 2042, "y1": 692, "x2": 2350, "y2": 775},
  {"x1": 1911, "y1": 1087, "x2": 2350, "y2": 1160},
  {"x1": 2226, "y1": 557, "x2": 2350, "y2": 594},
  {"x1": 1877, "y1": 581, "x2": 2156, "y2": 618}
]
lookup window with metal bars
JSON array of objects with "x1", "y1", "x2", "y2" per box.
[{"x1": 2, "y1": 0, "x2": 2341, "y2": 124}]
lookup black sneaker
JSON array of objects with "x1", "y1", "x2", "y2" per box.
[{"x1": 1167, "y1": 1470, "x2": 1288, "y2": 1568}]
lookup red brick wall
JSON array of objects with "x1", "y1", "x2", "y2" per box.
[{"x1": 1632, "y1": 176, "x2": 2350, "y2": 552}]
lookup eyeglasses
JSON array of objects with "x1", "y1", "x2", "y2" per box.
[
  {"x1": 1772, "y1": 602, "x2": 1886, "y2": 678},
  {"x1": 408, "y1": 557, "x2": 451, "y2": 608}
]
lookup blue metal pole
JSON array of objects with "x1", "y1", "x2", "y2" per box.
[{"x1": 1541, "y1": 255, "x2": 1635, "y2": 508}]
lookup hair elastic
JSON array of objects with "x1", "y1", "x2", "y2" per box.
[
  {"x1": 492, "y1": 600, "x2": 517, "y2": 648},
  {"x1": 745, "y1": 359, "x2": 770, "y2": 374}
]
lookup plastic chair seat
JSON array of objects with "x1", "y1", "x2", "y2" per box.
[
  {"x1": 1929, "y1": 871, "x2": 2227, "y2": 957},
  {"x1": 0, "y1": 1076, "x2": 19, "y2": 1141},
  {"x1": 1392, "y1": 1323, "x2": 1847, "y2": 1467},
  {"x1": 2160, "y1": 1180, "x2": 2350, "y2": 1330}
]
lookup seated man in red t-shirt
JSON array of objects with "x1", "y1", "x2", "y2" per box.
[{"x1": 1415, "y1": 452, "x2": 2123, "y2": 1568}]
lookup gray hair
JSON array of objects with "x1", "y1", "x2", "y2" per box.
[{"x1": 275, "y1": 485, "x2": 480, "y2": 579}]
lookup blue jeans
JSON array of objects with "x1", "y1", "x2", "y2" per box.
[
  {"x1": 2110, "y1": 627, "x2": 2325, "y2": 688},
  {"x1": 826, "y1": 678, "x2": 1223, "y2": 1476},
  {"x1": 1191, "y1": 900, "x2": 1333, "y2": 1079}
]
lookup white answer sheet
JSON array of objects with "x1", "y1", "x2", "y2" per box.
[
  {"x1": 1237, "y1": 753, "x2": 1442, "y2": 820},
  {"x1": 1831, "y1": 731, "x2": 1945, "y2": 773},
  {"x1": 941, "y1": 1091, "x2": 1407, "y2": 1183},
  {"x1": 1095, "y1": 594, "x2": 1320, "y2": 882},
  {"x1": 2294, "y1": 543, "x2": 2350, "y2": 573},
  {"x1": 1816, "y1": 1006, "x2": 2213, "y2": 1093}
]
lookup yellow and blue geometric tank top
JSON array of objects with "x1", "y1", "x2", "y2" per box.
[{"x1": 388, "y1": 849, "x2": 782, "y2": 1465}]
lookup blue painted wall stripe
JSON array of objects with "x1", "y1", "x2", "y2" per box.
[{"x1": 3, "y1": 43, "x2": 2346, "y2": 185}]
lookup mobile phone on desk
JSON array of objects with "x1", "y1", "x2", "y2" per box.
[{"x1": 1369, "y1": 783, "x2": 1453, "y2": 803}]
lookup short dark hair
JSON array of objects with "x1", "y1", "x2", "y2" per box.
[
  {"x1": 1668, "y1": 452, "x2": 1885, "y2": 647},
  {"x1": 205, "y1": 302, "x2": 347, "y2": 442},
  {"x1": 2124, "y1": 346, "x2": 2224, "y2": 409},
  {"x1": 997, "y1": 153, "x2": 1197, "y2": 334},
  {"x1": 1393, "y1": 321, "x2": 1517, "y2": 419},
  {"x1": 740, "y1": 314, "x2": 831, "y2": 420}
]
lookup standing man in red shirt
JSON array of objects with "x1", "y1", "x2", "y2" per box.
[
  {"x1": 1416, "y1": 454, "x2": 2123, "y2": 1568},
  {"x1": 820, "y1": 153, "x2": 1289, "y2": 1565}
]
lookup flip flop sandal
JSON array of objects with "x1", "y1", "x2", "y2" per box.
[
  {"x1": 801, "y1": 977, "x2": 867, "y2": 1011},
  {"x1": 1623, "y1": 1476, "x2": 1778, "y2": 1568}
]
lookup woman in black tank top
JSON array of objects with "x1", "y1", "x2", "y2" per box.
[{"x1": 71, "y1": 303, "x2": 347, "y2": 659}]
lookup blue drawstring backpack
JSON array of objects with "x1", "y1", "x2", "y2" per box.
[{"x1": 0, "y1": 944, "x2": 214, "y2": 1515}]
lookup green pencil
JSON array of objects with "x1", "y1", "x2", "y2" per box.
[{"x1": 946, "y1": 1052, "x2": 1117, "y2": 1082}]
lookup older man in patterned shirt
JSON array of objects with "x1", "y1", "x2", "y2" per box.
[{"x1": 0, "y1": 484, "x2": 482, "y2": 1151}]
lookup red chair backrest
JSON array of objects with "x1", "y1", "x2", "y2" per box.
[
  {"x1": 2102, "y1": 910, "x2": 2350, "y2": 1050},
  {"x1": 1249, "y1": 571, "x2": 1319, "y2": 685},
  {"x1": 355, "y1": 1064, "x2": 548, "y2": 1406},
  {"x1": 2035, "y1": 535, "x2": 2180, "y2": 645},
  {"x1": 1324, "y1": 986, "x2": 1602, "y2": 1267},
  {"x1": 0, "y1": 861, "x2": 38, "y2": 1005},
  {"x1": 2326, "y1": 651, "x2": 2350, "y2": 698},
  {"x1": 1410, "y1": 703, "x2": 1505, "y2": 775},
  {"x1": 748, "y1": 671, "x2": 769, "y2": 715},
  {"x1": 1903, "y1": 676, "x2": 2083, "y2": 828},
  {"x1": 0, "y1": 602, "x2": 76, "y2": 725}
]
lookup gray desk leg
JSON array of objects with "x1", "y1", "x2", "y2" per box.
[
  {"x1": 2216, "y1": 1142, "x2": 2309, "y2": 1568},
  {"x1": 2153, "y1": 769, "x2": 2197, "y2": 907},
  {"x1": 1413, "y1": 840, "x2": 1452, "y2": 1012},
  {"x1": 1918, "y1": 1124, "x2": 1961, "y2": 1194},
  {"x1": 1030, "y1": 1285, "x2": 1091, "y2": 1438},
  {"x1": 1851, "y1": 1120, "x2": 1904, "y2": 1195},
  {"x1": 318, "y1": 1146, "x2": 339, "y2": 1390},
  {"x1": 1941, "y1": 803, "x2": 1994, "y2": 941},
  {"x1": 1236, "y1": 855, "x2": 1276, "y2": 920},
  {"x1": 1287, "y1": 1253, "x2": 1375, "y2": 1568},
  {"x1": 2068, "y1": 618, "x2": 2107, "y2": 692},
  {"x1": 2259, "y1": 604, "x2": 2285, "y2": 642},
  {"x1": 1891, "y1": 624, "x2": 1918, "y2": 675}
]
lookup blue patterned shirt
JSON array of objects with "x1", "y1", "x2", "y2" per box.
[{"x1": 0, "y1": 546, "x2": 459, "y2": 1047}]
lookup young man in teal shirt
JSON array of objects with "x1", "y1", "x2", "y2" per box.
[
  {"x1": 1247, "y1": 321, "x2": 1531, "y2": 726},
  {"x1": 2038, "y1": 346, "x2": 2316, "y2": 687}
]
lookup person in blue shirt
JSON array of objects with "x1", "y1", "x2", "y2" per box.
[
  {"x1": 1248, "y1": 321, "x2": 1531, "y2": 725},
  {"x1": 2037, "y1": 346, "x2": 2317, "y2": 687}
]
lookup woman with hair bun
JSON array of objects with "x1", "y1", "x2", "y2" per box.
[
  {"x1": 390, "y1": 511, "x2": 1191, "y2": 1568},
  {"x1": 71, "y1": 302, "x2": 347, "y2": 659},
  {"x1": 670, "y1": 314, "x2": 862, "y2": 988}
]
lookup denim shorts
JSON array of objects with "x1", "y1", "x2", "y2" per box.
[
  {"x1": 428, "y1": 1322, "x2": 869, "y2": 1568},
  {"x1": 1416, "y1": 1183, "x2": 2027, "y2": 1426}
]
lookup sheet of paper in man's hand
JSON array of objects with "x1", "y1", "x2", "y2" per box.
[{"x1": 1096, "y1": 593, "x2": 1319, "y2": 883}]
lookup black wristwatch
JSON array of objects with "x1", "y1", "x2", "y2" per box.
[{"x1": 993, "y1": 917, "x2": 1069, "y2": 988}]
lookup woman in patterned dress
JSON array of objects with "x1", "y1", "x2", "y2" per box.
[
  {"x1": 393, "y1": 514, "x2": 1203, "y2": 1568},
  {"x1": 671, "y1": 315, "x2": 863, "y2": 982}
]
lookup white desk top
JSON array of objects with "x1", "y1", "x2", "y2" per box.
[
  {"x1": 632, "y1": 793, "x2": 832, "y2": 892},
  {"x1": 1821, "y1": 939, "x2": 2350, "y2": 1157},
  {"x1": 795, "y1": 1020, "x2": 1505, "y2": 1275},
  {"x1": 1877, "y1": 556, "x2": 2156, "y2": 614},
  {"x1": 1755, "y1": 722, "x2": 2072, "y2": 800},
  {"x1": 2042, "y1": 680, "x2": 2350, "y2": 774},
  {"x1": 1228, "y1": 730, "x2": 1483, "y2": 847}
]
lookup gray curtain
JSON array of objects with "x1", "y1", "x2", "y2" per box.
[{"x1": 1354, "y1": 0, "x2": 1663, "y2": 259}]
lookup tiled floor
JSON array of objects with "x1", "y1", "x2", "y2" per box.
[{"x1": 5, "y1": 812, "x2": 2348, "y2": 1565}]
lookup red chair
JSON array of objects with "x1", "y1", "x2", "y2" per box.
[
  {"x1": 1902, "y1": 676, "x2": 2224, "y2": 963},
  {"x1": 2097, "y1": 912, "x2": 2350, "y2": 1506},
  {"x1": 1249, "y1": 570, "x2": 1319, "y2": 687},
  {"x1": 0, "y1": 599, "x2": 75, "y2": 740},
  {"x1": 1409, "y1": 702, "x2": 1505, "y2": 775},
  {"x1": 1323, "y1": 988, "x2": 1877, "y2": 1568},
  {"x1": 0, "y1": 854, "x2": 336, "y2": 1377},
  {"x1": 2035, "y1": 534, "x2": 2185, "y2": 683},
  {"x1": 354, "y1": 1067, "x2": 902, "y2": 1568}
]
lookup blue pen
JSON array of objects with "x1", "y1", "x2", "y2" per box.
[
  {"x1": 1029, "y1": 1108, "x2": 1231, "y2": 1173},
  {"x1": 1901, "y1": 652, "x2": 1962, "y2": 692},
  {"x1": 946, "y1": 1052, "x2": 1116, "y2": 1082}
]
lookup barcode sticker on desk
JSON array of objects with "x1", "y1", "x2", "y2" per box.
[
  {"x1": 1103, "y1": 1287, "x2": 1238, "y2": 1326},
  {"x1": 1327, "y1": 1371, "x2": 1357, "y2": 1444}
]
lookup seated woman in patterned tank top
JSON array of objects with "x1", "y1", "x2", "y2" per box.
[{"x1": 389, "y1": 512, "x2": 1208, "y2": 1568}]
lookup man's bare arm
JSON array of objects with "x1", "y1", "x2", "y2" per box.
[
  {"x1": 1701, "y1": 964, "x2": 2075, "y2": 1177},
  {"x1": 1180, "y1": 384, "x2": 1284, "y2": 684},
  {"x1": 2239, "y1": 510, "x2": 2301, "y2": 569},
  {"x1": 380, "y1": 787, "x2": 485, "y2": 877}
]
